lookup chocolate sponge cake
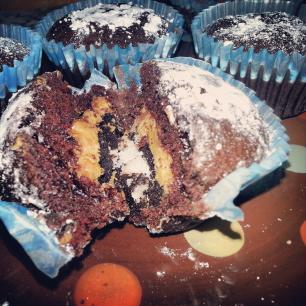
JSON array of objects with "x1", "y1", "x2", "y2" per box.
[{"x1": 0, "y1": 72, "x2": 129, "y2": 256}]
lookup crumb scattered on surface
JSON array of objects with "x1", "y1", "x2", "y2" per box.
[
  {"x1": 159, "y1": 246, "x2": 210, "y2": 270},
  {"x1": 156, "y1": 271, "x2": 166, "y2": 278}
]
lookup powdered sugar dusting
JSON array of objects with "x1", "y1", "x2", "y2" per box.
[
  {"x1": 110, "y1": 136, "x2": 151, "y2": 203},
  {"x1": 0, "y1": 37, "x2": 29, "y2": 71},
  {"x1": 155, "y1": 61, "x2": 269, "y2": 166},
  {"x1": 69, "y1": 3, "x2": 165, "y2": 38},
  {"x1": 111, "y1": 136, "x2": 150, "y2": 176},
  {"x1": 0, "y1": 90, "x2": 44, "y2": 144},
  {"x1": 206, "y1": 12, "x2": 306, "y2": 55},
  {"x1": 0, "y1": 88, "x2": 45, "y2": 208},
  {"x1": 160, "y1": 246, "x2": 176, "y2": 259}
]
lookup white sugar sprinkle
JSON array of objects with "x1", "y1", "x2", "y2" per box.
[
  {"x1": 0, "y1": 37, "x2": 29, "y2": 60},
  {"x1": 155, "y1": 61, "x2": 270, "y2": 167},
  {"x1": 181, "y1": 248, "x2": 196, "y2": 261},
  {"x1": 69, "y1": 3, "x2": 165, "y2": 38},
  {"x1": 160, "y1": 246, "x2": 176, "y2": 259},
  {"x1": 207, "y1": 12, "x2": 306, "y2": 55},
  {"x1": 0, "y1": 88, "x2": 46, "y2": 208},
  {"x1": 159, "y1": 246, "x2": 210, "y2": 270},
  {"x1": 156, "y1": 271, "x2": 166, "y2": 278}
]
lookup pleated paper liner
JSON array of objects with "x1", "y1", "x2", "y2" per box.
[
  {"x1": 191, "y1": 0, "x2": 306, "y2": 119},
  {"x1": 0, "y1": 24, "x2": 42, "y2": 99},
  {"x1": 36, "y1": 0, "x2": 184, "y2": 85}
]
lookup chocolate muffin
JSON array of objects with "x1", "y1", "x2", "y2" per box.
[
  {"x1": 46, "y1": 3, "x2": 169, "y2": 50},
  {"x1": 192, "y1": 1, "x2": 306, "y2": 119},
  {"x1": 0, "y1": 60, "x2": 271, "y2": 239},
  {"x1": 1, "y1": 58, "x2": 279, "y2": 275},
  {"x1": 0, "y1": 72, "x2": 129, "y2": 257},
  {"x1": 0, "y1": 37, "x2": 29, "y2": 72},
  {"x1": 37, "y1": 0, "x2": 184, "y2": 81},
  {"x1": 112, "y1": 61, "x2": 270, "y2": 233}
]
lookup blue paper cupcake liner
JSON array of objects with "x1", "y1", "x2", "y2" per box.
[
  {"x1": 191, "y1": 0, "x2": 306, "y2": 118},
  {"x1": 171, "y1": 0, "x2": 303, "y2": 13},
  {"x1": 36, "y1": 0, "x2": 184, "y2": 79},
  {"x1": 169, "y1": 0, "x2": 218, "y2": 13},
  {"x1": 113, "y1": 56, "x2": 289, "y2": 222},
  {"x1": 0, "y1": 71, "x2": 114, "y2": 278},
  {"x1": 0, "y1": 24, "x2": 42, "y2": 99}
]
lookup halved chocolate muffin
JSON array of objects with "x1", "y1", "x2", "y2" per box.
[
  {"x1": 0, "y1": 72, "x2": 129, "y2": 256},
  {"x1": 112, "y1": 61, "x2": 270, "y2": 233}
]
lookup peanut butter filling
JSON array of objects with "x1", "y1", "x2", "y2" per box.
[
  {"x1": 70, "y1": 97, "x2": 112, "y2": 182},
  {"x1": 135, "y1": 108, "x2": 173, "y2": 194},
  {"x1": 11, "y1": 135, "x2": 24, "y2": 151}
]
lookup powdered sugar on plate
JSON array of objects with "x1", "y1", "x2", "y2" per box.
[{"x1": 159, "y1": 246, "x2": 210, "y2": 271}]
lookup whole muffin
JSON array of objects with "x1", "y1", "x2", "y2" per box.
[
  {"x1": 36, "y1": 0, "x2": 184, "y2": 81},
  {"x1": 192, "y1": 0, "x2": 306, "y2": 118}
]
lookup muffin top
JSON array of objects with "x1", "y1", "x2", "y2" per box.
[
  {"x1": 46, "y1": 3, "x2": 169, "y2": 49},
  {"x1": 0, "y1": 37, "x2": 29, "y2": 72},
  {"x1": 204, "y1": 12, "x2": 306, "y2": 55},
  {"x1": 146, "y1": 61, "x2": 269, "y2": 167}
]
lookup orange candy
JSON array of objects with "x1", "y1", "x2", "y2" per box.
[
  {"x1": 300, "y1": 220, "x2": 306, "y2": 246},
  {"x1": 74, "y1": 263, "x2": 142, "y2": 306}
]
